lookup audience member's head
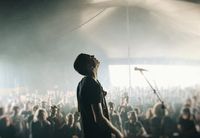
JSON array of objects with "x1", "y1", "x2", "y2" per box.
[
  {"x1": 181, "y1": 107, "x2": 191, "y2": 120},
  {"x1": 50, "y1": 105, "x2": 58, "y2": 116},
  {"x1": 128, "y1": 111, "x2": 138, "y2": 122},
  {"x1": 74, "y1": 111, "x2": 80, "y2": 122},
  {"x1": 41, "y1": 101, "x2": 47, "y2": 109},
  {"x1": 32, "y1": 105, "x2": 39, "y2": 113},
  {"x1": 185, "y1": 98, "x2": 192, "y2": 108},
  {"x1": 25, "y1": 101, "x2": 32, "y2": 111},
  {"x1": 108, "y1": 102, "x2": 115, "y2": 112},
  {"x1": 152, "y1": 103, "x2": 166, "y2": 118},
  {"x1": 134, "y1": 107, "x2": 141, "y2": 116},
  {"x1": 145, "y1": 108, "x2": 153, "y2": 119},
  {"x1": 37, "y1": 109, "x2": 48, "y2": 121},
  {"x1": 1, "y1": 116, "x2": 11, "y2": 127},
  {"x1": 13, "y1": 106, "x2": 20, "y2": 115},
  {"x1": 66, "y1": 113, "x2": 74, "y2": 126}
]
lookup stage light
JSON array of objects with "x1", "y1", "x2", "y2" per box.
[{"x1": 109, "y1": 64, "x2": 200, "y2": 88}]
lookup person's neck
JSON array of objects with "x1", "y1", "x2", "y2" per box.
[
  {"x1": 93, "y1": 73, "x2": 98, "y2": 80},
  {"x1": 90, "y1": 70, "x2": 98, "y2": 81}
]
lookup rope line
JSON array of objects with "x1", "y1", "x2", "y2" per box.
[{"x1": 70, "y1": 8, "x2": 107, "y2": 32}]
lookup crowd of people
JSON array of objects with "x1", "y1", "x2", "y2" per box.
[{"x1": 0, "y1": 86, "x2": 200, "y2": 138}]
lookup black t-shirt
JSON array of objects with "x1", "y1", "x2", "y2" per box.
[
  {"x1": 178, "y1": 117, "x2": 198, "y2": 138},
  {"x1": 150, "y1": 116, "x2": 162, "y2": 138},
  {"x1": 32, "y1": 121, "x2": 51, "y2": 138},
  {"x1": 77, "y1": 76, "x2": 111, "y2": 138},
  {"x1": 124, "y1": 121, "x2": 143, "y2": 138}
]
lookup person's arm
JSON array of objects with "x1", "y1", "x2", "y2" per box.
[
  {"x1": 136, "y1": 126, "x2": 147, "y2": 136},
  {"x1": 91, "y1": 103, "x2": 124, "y2": 138},
  {"x1": 116, "y1": 113, "x2": 123, "y2": 133},
  {"x1": 137, "y1": 122, "x2": 147, "y2": 136},
  {"x1": 123, "y1": 125, "x2": 128, "y2": 138}
]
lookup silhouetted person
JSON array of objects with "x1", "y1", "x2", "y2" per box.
[
  {"x1": 0, "y1": 107, "x2": 15, "y2": 138},
  {"x1": 150, "y1": 103, "x2": 164, "y2": 138},
  {"x1": 32, "y1": 109, "x2": 51, "y2": 138},
  {"x1": 61, "y1": 113, "x2": 81, "y2": 138},
  {"x1": 11, "y1": 106, "x2": 25, "y2": 138},
  {"x1": 0, "y1": 116, "x2": 15, "y2": 138},
  {"x1": 74, "y1": 53, "x2": 123, "y2": 138},
  {"x1": 108, "y1": 102, "x2": 123, "y2": 132},
  {"x1": 124, "y1": 111, "x2": 147, "y2": 138},
  {"x1": 47, "y1": 105, "x2": 60, "y2": 138},
  {"x1": 178, "y1": 107, "x2": 198, "y2": 138}
]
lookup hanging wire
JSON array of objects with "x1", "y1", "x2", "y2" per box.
[{"x1": 70, "y1": 8, "x2": 107, "y2": 32}]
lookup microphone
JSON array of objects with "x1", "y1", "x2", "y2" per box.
[{"x1": 134, "y1": 67, "x2": 148, "y2": 71}]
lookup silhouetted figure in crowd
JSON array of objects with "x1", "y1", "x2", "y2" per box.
[
  {"x1": 194, "y1": 110, "x2": 200, "y2": 133},
  {"x1": 124, "y1": 111, "x2": 146, "y2": 138},
  {"x1": 0, "y1": 107, "x2": 15, "y2": 138},
  {"x1": 142, "y1": 108, "x2": 153, "y2": 135},
  {"x1": 47, "y1": 105, "x2": 60, "y2": 138},
  {"x1": 150, "y1": 103, "x2": 165, "y2": 138},
  {"x1": 119, "y1": 95, "x2": 132, "y2": 129},
  {"x1": 150, "y1": 103, "x2": 177, "y2": 138},
  {"x1": 27, "y1": 105, "x2": 39, "y2": 126},
  {"x1": 11, "y1": 106, "x2": 25, "y2": 138},
  {"x1": 21, "y1": 102, "x2": 32, "y2": 120},
  {"x1": 0, "y1": 116, "x2": 15, "y2": 138},
  {"x1": 27, "y1": 105, "x2": 39, "y2": 138},
  {"x1": 74, "y1": 53, "x2": 123, "y2": 138},
  {"x1": 21, "y1": 102, "x2": 32, "y2": 138},
  {"x1": 55, "y1": 106, "x2": 66, "y2": 138},
  {"x1": 73, "y1": 111, "x2": 82, "y2": 137},
  {"x1": 61, "y1": 113, "x2": 81, "y2": 138},
  {"x1": 32, "y1": 109, "x2": 51, "y2": 138},
  {"x1": 161, "y1": 110, "x2": 177, "y2": 138},
  {"x1": 178, "y1": 107, "x2": 198, "y2": 138},
  {"x1": 41, "y1": 101, "x2": 48, "y2": 110},
  {"x1": 108, "y1": 102, "x2": 123, "y2": 132},
  {"x1": 134, "y1": 107, "x2": 145, "y2": 122}
]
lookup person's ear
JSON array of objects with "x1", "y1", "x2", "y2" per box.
[{"x1": 88, "y1": 64, "x2": 94, "y2": 71}]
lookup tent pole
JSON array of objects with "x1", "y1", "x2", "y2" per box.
[{"x1": 126, "y1": 1, "x2": 132, "y2": 94}]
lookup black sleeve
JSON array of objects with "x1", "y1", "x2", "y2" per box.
[{"x1": 84, "y1": 77, "x2": 102, "y2": 104}]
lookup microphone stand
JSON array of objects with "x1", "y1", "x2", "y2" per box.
[{"x1": 138, "y1": 70, "x2": 166, "y2": 112}]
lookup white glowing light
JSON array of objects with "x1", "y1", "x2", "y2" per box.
[{"x1": 109, "y1": 65, "x2": 200, "y2": 88}]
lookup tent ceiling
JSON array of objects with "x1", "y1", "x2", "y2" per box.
[
  {"x1": 0, "y1": 0, "x2": 200, "y2": 63},
  {"x1": 81, "y1": 0, "x2": 200, "y2": 60},
  {"x1": 1, "y1": 0, "x2": 200, "y2": 89}
]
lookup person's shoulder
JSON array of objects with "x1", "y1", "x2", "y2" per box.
[
  {"x1": 80, "y1": 76, "x2": 97, "y2": 86},
  {"x1": 82, "y1": 76, "x2": 94, "y2": 82}
]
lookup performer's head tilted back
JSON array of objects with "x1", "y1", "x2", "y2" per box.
[{"x1": 73, "y1": 53, "x2": 100, "y2": 77}]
